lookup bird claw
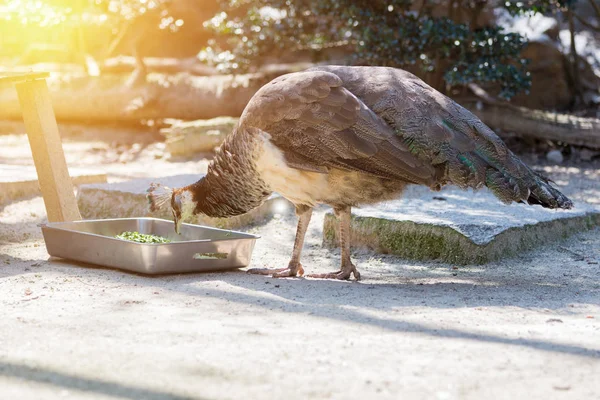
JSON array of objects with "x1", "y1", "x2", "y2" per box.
[
  {"x1": 246, "y1": 263, "x2": 304, "y2": 278},
  {"x1": 272, "y1": 267, "x2": 302, "y2": 278},
  {"x1": 307, "y1": 264, "x2": 361, "y2": 281}
]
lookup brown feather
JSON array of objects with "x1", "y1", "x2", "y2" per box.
[{"x1": 242, "y1": 70, "x2": 438, "y2": 187}]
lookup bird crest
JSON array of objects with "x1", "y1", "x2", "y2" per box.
[{"x1": 146, "y1": 182, "x2": 173, "y2": 212}]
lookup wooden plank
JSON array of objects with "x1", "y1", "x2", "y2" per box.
[
  {"x1": 0, "y1": 72, "x2": 50, "y2": 85},
  {"x1": 15, "y1": 79, "x2": 82, "y2": 222}
]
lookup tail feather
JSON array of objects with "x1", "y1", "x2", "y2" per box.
[
  {"x1": 485, "y1": 169, "x2": 517, "y2": 205},
  {"x1": 437, "y1": 121, "x2": 572, "y2": 210},
  {"x1": 484, "y1": 165, "x2": 572, "y2": 210},
  {"x1": 526, "y1": 172, "x2": 573, "y2": 209}
]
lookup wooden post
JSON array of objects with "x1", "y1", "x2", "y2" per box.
[{"x1": 14, "y1": 78, "x2": 82, "y2": 222}]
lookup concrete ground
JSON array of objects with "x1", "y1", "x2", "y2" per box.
[{"x1": 1, "y1": 127, "x2": 599, "y2": 399}]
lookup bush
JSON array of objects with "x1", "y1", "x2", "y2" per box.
[{"x1": 200, "y1": 0, "x2": 566, "y2": 99}]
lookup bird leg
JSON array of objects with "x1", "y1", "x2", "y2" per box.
[
  {"x1": 307, "y1": 206, "x2": 361, "y2": 281},
  {"x1": 247, "y1": 205, "x2": 312, "y2": 278}
]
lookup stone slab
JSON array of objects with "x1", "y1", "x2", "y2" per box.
[
  {"x1": 323, "y1": 185, "x2": 600, "y2": 265},
  {"x1": 77, "y1": 174, "x2": 285, "y2": 230},
  {"x1": 0, "y1": 165, "x2": 107, "y2": 206}
]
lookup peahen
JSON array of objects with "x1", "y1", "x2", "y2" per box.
[{"x1": 148, "y1": 66, "x2": 572, "y2": 280}]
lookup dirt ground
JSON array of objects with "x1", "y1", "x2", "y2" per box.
[{"x1": 1, "y1": 125, "x2": 599, "y2": 400}]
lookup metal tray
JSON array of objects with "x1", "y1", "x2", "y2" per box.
[{"x1": 41, "y1": 218, "x2": 259, "y2": 274}]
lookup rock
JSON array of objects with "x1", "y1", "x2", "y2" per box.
[
  {"x1": 77, "y1": 174, "x2": 286, "y2": 230},
  {"x1": 511, "y1": 40, "x2": 573, "y2": 110},
  {"x1": 322, "y1": 185, "x2": 600, "y2": 265},
  {"x1": 497, "y1": 10, "x2": 600, "y2": 110},
  {"x1": 0, "y1": 165, "x2": 107, "y2": 206},
  {"x1": 547, "y1": 150, "x2": 564, "y2": 164},
  {"x1": 161, "y1": 117, "x2": 238, "y2": 156}
]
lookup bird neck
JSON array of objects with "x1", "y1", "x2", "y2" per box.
[{"x1": 186, "y1": 127, "x2": 272, "y2": 218}]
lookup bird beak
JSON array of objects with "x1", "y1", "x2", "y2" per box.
[
  {"x1": 174, "y1": 216, "x2": 182, "y2": 235},
  {"x1": 173, "y1": 193, "x2": 183, "y2": 235}
]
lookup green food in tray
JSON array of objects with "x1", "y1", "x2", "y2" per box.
[{"x1": 115, "y1": 231, "x2": 171, "y2": 244}]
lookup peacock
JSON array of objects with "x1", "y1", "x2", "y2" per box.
[{"x1": 147, "y1": 65, "x2": 572, "y2": 280}]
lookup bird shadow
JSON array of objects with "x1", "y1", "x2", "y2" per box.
[
  {"x1": 3, "y1": 201, "x2": 599, "y2": 362},
  {"x1": 4, "y1": 251, "x2": 600, "y2": 360},
  {"x1": 169, "y1": 267, "x2": 600, "y2": 359}
]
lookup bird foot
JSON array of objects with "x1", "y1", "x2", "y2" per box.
[
  {"x1": 307, "y1": 263, "x2": 361, "y2": 281},
  {"x1": 246, "y1": 263, "x2": 304, "y2": 278}
]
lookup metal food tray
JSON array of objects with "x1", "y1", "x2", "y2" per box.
[{"x1": 41, "y1": 218, "x2": 259, "y2": 274}]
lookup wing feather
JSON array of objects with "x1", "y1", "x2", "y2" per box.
[{"x1": 240, "y1": 70, "x2": 437, "y2": 185}]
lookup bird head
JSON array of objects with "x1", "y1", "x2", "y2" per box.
[{"x1": 146, "y1": 183, "x2": 198, "y2": 234}]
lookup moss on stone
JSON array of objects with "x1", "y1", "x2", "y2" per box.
[{"x1": 323, "y1": 212, "x2": 600, "y2": 265}]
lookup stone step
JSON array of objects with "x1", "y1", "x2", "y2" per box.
[
  {"x1": 0, "y1": 164, "x2": 107, "y2": 206},
  {"x1": 77, "y1": 174, "x2": 284, "y2": 230},
  {"x1": 323, "y1": 185, "x2": 600, "y2": 265}
]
